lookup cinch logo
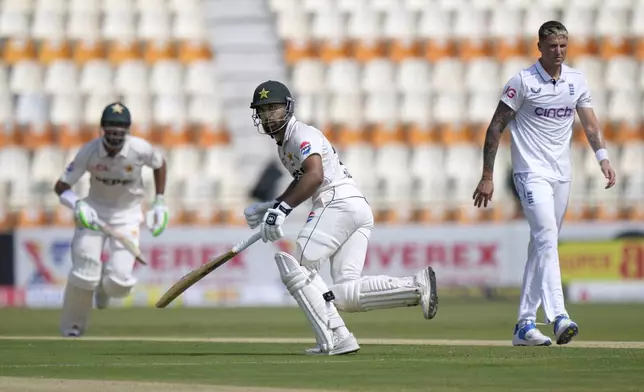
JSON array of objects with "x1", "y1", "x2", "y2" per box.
[{"x1": 534, "y1": 107, "x2": 574, "y2": 118}]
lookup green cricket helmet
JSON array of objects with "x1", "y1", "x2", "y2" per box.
[{"x1": 100, "y1": 102, "x2": 131, "y2": 150}]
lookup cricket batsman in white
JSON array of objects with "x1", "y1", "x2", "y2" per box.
[
  {"x1": 243, "y1": 80, "x2": 438, "y2": 355},
  {"x1": 53, "y1": 102, "x2": 169, "y2": 337},
  {"x1": 472, "y1": 21, "x2": 617, "y2": 346}
]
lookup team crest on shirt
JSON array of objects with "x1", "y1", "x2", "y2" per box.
[
  {"x1": 125, "y1": 165, "x2": 133, "y2": 172},
  {"x1": 299, "y1": 141, "x2": 311, "y2": 155},
  {"x1": 568, "y1": 84, "x2": 575, "y2": 96}
]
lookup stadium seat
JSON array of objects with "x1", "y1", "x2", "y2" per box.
[
  {"x1": 69, "y1": 0, "x2": 100, "y2": 13},
  {"x1": 453, "y1": 7, "x2": 488, "y2": 60},
  {"x1": 326, "y1": 60, "x2": 361, "y2": 94},
  {"x1": 115, "y1": 60, "x2": 149, "y2": 95},
  {"x1": 187, "y1": 93, "x2": 227, "y2": 146},
  {"x1": 102, "y1": 11, "x2": 137, "y2": 42},
  {"x1": 489, "y1": 8, "x2": 523, "y2": 60},
  {"x1": 9, "y1": 60, "x2": 43, "y2": 94},
  {"x1": 373, "y1": 144, "x2": 413, "y2": 222},
  {"x1": 149, "y1": 60, "x2": 184, "y2": 95},
  {"x1": 408, "y1": 144, "x2": 446, "y2": 221},
  {"x1": 121, "y1": 93, "x2": 153, "y2": 139},
  {"x1": 50, "y1": 93, "x2": 83, "y2": 148},
  {"x1": 0, "y1": 9, "x2": 30, "y2": 38},
  {"x1": 168, "y1": 0, "x2": 201, "y2": 14},
  {"x1": 44, "y1": 60, "x2": 79, "y2": 95},
  {"x1": 604, "y1": 56, "x2": 638, "y2": 92},
  {"x1": 328, "y1": 93, "x2": 363, "y2": 145},
  {"x1": 154, "y1": 93, "x2": 190, "y2": 146},
  {"x1": 67, "y1": 11, "x2": 101, "y2": 41},
  {"x1": 595, "y1": 7, "x2": 630, "y2": 58},
  {"x1": 15, "y1": 92, "x2": 51, "y2": 147},
  {"x1": 444, "y1": 143, "x2": 480, "y2": 221},
  {"x1": 432, "y1": 93, "x2": 466, "y2": 143},
  {"x1": 572, "y1": 56, "x2": 605, "y2": 93},
  {"x1": 362, "y1": 59, "x2": 395, "y2": 93},
  {"x1": 184, "y1": 60, "x2": 218, "y2": 96},
  {"x1": 338, "y1": 143, "x2": 378, "y2": 202},
  {"x1": 396, "y1": 58, "x2": 431, "y2": 94},
  {"x1": 31, "y1": 10, "x2": 65, "y2": 40},
  {"x1": 30, "y1": 146, "x2": 65, "y2": 209},
  {"x1": 464, "y1": 57, "x2": 500, "y2": 93},
  {"x1": 138, "y1": 10, "x2": 172, "y2": 41},
  {"x1": 292, "y1": 59, "x2": 325, "y2": 95},
  {"x1": 399, "y1": 92, "x2": 432, "y2": 143},
  {"x1": 562, "y1": 7, "x2": 595, "y2": 59},
  {"x1": 417, "y1": 8, "x2": 453, "y2": 61},
  {"x1": 619, "y1": 142, "x2": 644, "y2": 219},
  {"x1": 382, "y1": 8, "x2": 417, "y2": 61},
  {"x1": 363, "y1": 94, "x2": 399, "y2": 146},
  {"x1": 0, "y1": 93, "x2": 16, "y2": 146},
  {"x1": 79, "y1": 60, "x2": 114, "y2": 95}
]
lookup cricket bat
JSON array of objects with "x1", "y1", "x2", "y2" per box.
[
  {"x1": 155, "y1": 231, "x2": 263, "y2": 308},
  {"x1": 95, "y1": 218, "x2": 147, "y2": 265}
]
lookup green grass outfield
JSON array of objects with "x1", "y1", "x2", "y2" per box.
[{"x1": 1, "y1": 300, "x2": 643, "y2": 392}]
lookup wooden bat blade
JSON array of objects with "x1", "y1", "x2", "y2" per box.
[{"x1": 155, "y1": 250, "x2": 234, "y2": 308}]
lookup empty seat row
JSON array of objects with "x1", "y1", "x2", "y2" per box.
[{"x1": 2, "y1": 0, "x2": 202, "y2": 15}]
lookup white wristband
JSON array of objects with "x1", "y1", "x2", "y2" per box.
[
  {"x1": 59, "y1": 189, "x2": 79, "y2": 209},
  {"x1": 595, "y1": 148, "x2": 609, "y2": 163}
]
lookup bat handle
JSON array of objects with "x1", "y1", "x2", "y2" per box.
[{"x1": 232, "y1": 232, "x2": 263, "y2": 254}]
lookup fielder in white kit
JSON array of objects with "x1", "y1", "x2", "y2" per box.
[
  {"x1": 473, "y1": 21, "x2": 617, "y2": 346},
  {"x1": 244, "y1": 80, "x2": 438, "y2": 355},
  {"x1": 54, "y1": 102, "x2": 169, "y2": 337}
]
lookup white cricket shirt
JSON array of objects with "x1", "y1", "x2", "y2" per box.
[
  {"x1": 60, "y1": 136, "x2": 165, "y2": 224},
  {"x1": 277, "y1": 116, "x2": 362, "y2": 204},
  {"x1": 500, "y1": 60, "x2": 593, "y2": 181}
]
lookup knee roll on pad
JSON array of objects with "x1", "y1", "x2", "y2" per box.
[
  {"x1": 68, "y1": 256, "x2": 102, "y2": 291},
  {"x1": 331, "y1": 276, "x2": 421, "y2": 313},
  {"x1": 102, "y1": 275, "x2": 136, "y2": 298},
  {"x1": 275, "y1": 251, "x2": 334, "y2": 351}
]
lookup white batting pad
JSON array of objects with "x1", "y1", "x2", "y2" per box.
[
  {"x1": 332, "y1": 276, "x2": 421, "y2": 312},
  {"x1": 275, "y1": 251, "x2": 334, "y2": 352},
  {"x1": 60, "y1": 282, "x2": 94, "y2": 336}
]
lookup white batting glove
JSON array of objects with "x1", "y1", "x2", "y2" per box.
[
  {"x1": 244, "y1": 200, "x2": 276, "y2": 229},
  {"x1": 260, "y1": 201, "x2": 292, "y2": 243},
  {"x1": 146, "y1": 195, "x2": 169, "y2": 237},
  {"x1": 73, "y1": 201, "x2": 99, "y2": 231}
]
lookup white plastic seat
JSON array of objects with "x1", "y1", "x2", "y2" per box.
[
  {"x1": 396, "y1": 59, "x2": 430, "y2": 94},
  {"x1": 138, "y1": 10, "x2": 171, "y2": 41},
  {"x1": 83, "y1": 94, "x2": 119, "y2": 125},
  {"x1": 467, "y1": 92, "x2": 498, "y2": 124},
  {"x1": 430, "y1": 58, "x2": 465, "y2": 92},
  {"x1": 453, "y1": 7, "x2": 487, "y2": 40},
  {"x1": 169, "y1": 0, "x2": 202, "y2": 14},
  {"x1": 99, "y1": 0, "x2": 131, "y2": 13},
  {"x1": 35, "y1": 0, "x2": 66, "y2": 14},
  {"x1": 336, "y1": 0, "x2": 369, "y2": 14},
  {"x1": 607, "y1": 91, "x2": 640, "y2": 123},
  {"x1": 572, "y1": 56, "x2": 604, "y2": 93},
  {"x1": 0, "y1": 64, "x2": 10, "y2": 93},
  {"x1": 136, "y1": 0, "x2": 169, "y2": 13},
  {"x1": 10, "y1": 61, "x2": 43, "y2": 94},
  {"x1": 362, "y1": 59, "x2": 395, "y2": 94},
  {"x1": 337, "y1": 144, "x2": 377, "y2": 200},
  {"x1": 399, "y1": 93, "x2": 431, "y2": 125},
  {"x1": 327, "y1": 60, "x2": 361, "y2": 94},
  {"x1": 121, "y1": 94, "x2": 152, "y2": 128},
  {"x1": 561, "y1": 7, "x2": 594, "y2": 42},
  {"x1": 303, "y1": 0, "x2": 335, "y2": 13},
  {"x1": 199, "y1": 146, "x2": 238, "y2": 207},
  {"x1": 409, "y1": 144, "x2": 446, "y2": 205},
  {"x1": 2, "y1": 0, "x2": 35, "y2": 12},
  {"x1": 153, "y1": 93, "x2": 187, "y2": 127},
  {"x1": 403, "y1": 0, "x2": 435, "y2": 11},
  {"x1": 67, "y1": 11, "x2": 100, "y2": 41},
  {"x1": 276, "y1": 7, "x2": 309, "y2": 41},
  {"x1": 465, "y1": 58, "x2": 500, "y2": 92},
  {"x1": 619, "y1": 142, "x2": 644, "y2": 202},
  {"x1": 346, "y1": 7, "x2": 380, "y2": 41},
  {"x1": 187, "y1": 94, "x2": 222, "y2": 126},
  {"x1": 32, "y1": 11, "x2": 65, "y2": 40},
  {"x1": 444, "y1": 144, "x2": 480, "y2": 205},
  {"x1": 589, "y1": 89, "x2": 608, "y2": 122},
  {"x1": 470, "y1": 0, "x2": 501, "y2": 9},
  {"x1": 432, "y1": 93, "x2": 465, "y2": 124},
  {"x1": 417, "y1": 8, "x2": 450, "y2": 40},
  {"x1": 102, "y1": 11, "x2": 136, "y2": 41},
  {"x1": 0, "y1": 10, "x2": 30, "y2": 38},
  {"x1": 166, "y1": 145, "x2": 202, "y2": 194},
  {"x1": 311, "y1": 7, "x2": 345, "y2": 42},
  {"x1": 69, "y1": 0, "x2": 100, "y2": 13},
  {"x1": 44, "y1": 61, "x2": 79, "y2": 95},
  {"x1": 115, "y1": 61, "x2": 149, "y2": 95},
  {"x1": 0, "y1": 147, "x2": 31, "y2": 209},
  {"x1": 630, "y1": 6, "x2": 644, "y2": 38},
  {"x1": 522, "y1": 9, "x2": 558, "y2": 38},
  {"x1": 31, "y1": 146, "x2": 64, "y2": 185},
  {"x1": 0, "y1": 93, "x2": 14, "y2": 126},
  {"x1": 489, "y1": 8, "x2": 522, "y2": 39},
  {"x1": 374, "y1": 144, "x2": 413, "y2": 207},
  {"x1": 15, "y1": 93, "x2": 48, "y2": 127},
  {"x1": 79, "y1": 60, "x2": 114, "y2": 95},
  {"x1": 500, "y1": 57, "x2": 531, "y2": 85},
  {"x1": 383, "y1": 8, "x2": 416, "y2": 41},
  {"x1": 50, "y1": 93, "x2": 82, "y2": 127},
  {"x1": 583, "y1": 141, "x2": 619, "y2": 205},
  {"x1": 370, "y1": 0, "x2": 405, "y2": 13},
  {"x1": 604, "y1": 57, "x2": 638, "y2": 92},
  {"x1": 364, "y1": 94, "x2": 397, "y2": 124},
  {"x1": 149, "y1": 60, "x2": 183, "y2": 95},
  {"x1": 595, "y1": 7, "x2": 629, "y2": 39},
  {"x1": 184, "y1": 60, "x2": 218, "y2": 95},
  {"x1": 292, "y1": 59, "x2": 325, "y2": 95},
  {"x1": 329, "y1": 94, "x2": 362, "y2": 126},
  {"x1": 172, "y1": 11, "x2": 206, "y2": 41}
]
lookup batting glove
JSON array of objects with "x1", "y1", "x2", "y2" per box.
[
  {"x1": 146, "y1": 195, "x2": 169, "y2": 237},
  {"x1": 74, "y1": 201, "x2": 99, "y2": 231},
  {"x1": 244, "y1": 200, "x2": 277, "y2": 229},
  {"x1": 260, "y1": 201, "x2": 292, "y2": 243}
]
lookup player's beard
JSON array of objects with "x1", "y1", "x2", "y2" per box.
[{"x1": 102, "y1": 127, "x2": 128, "y2": 150}]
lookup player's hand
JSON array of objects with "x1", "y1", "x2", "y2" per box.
[
  {"x1": 146, "y1": 196, "x2": 169, "y2": 237},
  {"x1": 600, "y1": 160, "x2": 616, "y2": 189},
  {"x1": 473, "y1": 177, "x2": 494, "y2": 208},
  {"x1": 244, "y1": 200, "x2": 277, "y2": 229},
  {"x1": 260, "y1": 202, "x2": 292, "y2": 243},
  {"x1": 73, "y1": 201, "x2": 99, "y2": 230}
]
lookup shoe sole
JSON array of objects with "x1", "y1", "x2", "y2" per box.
[
  {"x1": 556, "y1": 323, "x2": 579, "y2": 345},
  {"x1": 422, "y1": 267, "x2": 438, "y2": 320}
]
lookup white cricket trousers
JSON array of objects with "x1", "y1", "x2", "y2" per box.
[{"x1": 513, "y1": 172, "x2": 570, "y2": 323}]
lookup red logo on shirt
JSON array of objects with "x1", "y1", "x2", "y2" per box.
[
  {"x1": 300, "y1": 141, "x2": 311, "y2": 155},
  {"x1": 505, "y1": 86, "x2": 516, "y2": 99},
  {"x1": 94, "y1": 164, "x2": 110, "y2": 172}
]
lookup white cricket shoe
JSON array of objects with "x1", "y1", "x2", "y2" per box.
[
  {"x1": 512, "y1": 321, "x2": 552, "y2": 346},
  {"x1": 553, "y1": 315, "x2": 579, "y2": 345},
  {"x1": 94, "y1": 281, "x2": 109, "y2": 310},
  {"x1": 305, "y1": 332, "x2": 360, "y2": 356},
  {"x1": 63, "y1": 325, "x2": 82, "y2": 338},
  {"x1": 414, "y1": 266, "x2": 438, "y2": 320}
]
